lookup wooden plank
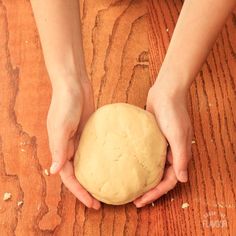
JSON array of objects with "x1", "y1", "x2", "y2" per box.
[
  {"x1": 0, "y1": 0, "x2": 235, "y2": 235},
  {"x1": 148, "y1": 1, "x2": 236, "y2": 235}
]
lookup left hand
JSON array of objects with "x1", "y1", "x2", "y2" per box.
[{"x1": 133, "y1": 82, "x2": 193, "y2": 208}]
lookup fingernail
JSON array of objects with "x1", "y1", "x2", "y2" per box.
[
  {"x1": 50, "y1": 162, "x2": 59, "y2": 174},
  {"x1": 178, "y1": 170, "x2": 188, "y2": 182},
  {"x1": 136, "y1": 203, "x2": 145, "y2": 208}
]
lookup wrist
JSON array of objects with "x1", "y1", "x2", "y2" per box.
[
  {"x1": 48, "y1": 66, "x2": 90, "y2": 94},
  {"x1": 45, "y1": 51, "x2": 89, "y2": 91},
  {"x1": 153, "y1": 70, "x2": 191, "y2": 100},
  {"x1": 51, "y1": 78, "x2": 83, "y2": 101}
]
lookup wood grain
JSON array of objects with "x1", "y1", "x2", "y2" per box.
[{"x1": 0, "y1": 0, "x2": 235, "y2": 235}]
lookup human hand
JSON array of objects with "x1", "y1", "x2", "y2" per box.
[
  {"x1": 47, "y1": 77, "x2": 100, "y2": 210},
  {"x1": 134, "y1": 80, "x2": 193, "y2": 208}
]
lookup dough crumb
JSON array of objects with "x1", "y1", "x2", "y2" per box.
[
  {"x1": 151, "y1": 202, "x2": 155, "y2": 207},
  {"x1": 181, "y1": 203, "x2": 189, "y2": 209},
  {"x1": 218, "y1": 203, "x2": 224, "y2": 208},
  {"x1": 17, "y1": 201, "x2": 24, "y2": 207},
  {"x1": 191, "y1": 140, "x2": 196, "y2": 144},
  {"x1": 171, "y1": 198, "x2": 174, "y2": 202},
  {"x1": 166, "y1": 28, "x2": 169, "y2": 32},
  {"x1": 3, "y1": 192, "x2": 12, "y2": 201},
  {"x1": 44, "y1": 169, "x2": 50, "y2": 176},
  {"x1": 20, "y1": 148, "x2": 26, "y2": 152}
]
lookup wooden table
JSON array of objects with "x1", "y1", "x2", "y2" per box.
[{"x1": 0, "y1": 0, "x2": 235, "y2": 235}]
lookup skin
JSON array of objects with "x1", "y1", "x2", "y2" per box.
[
  {"x1": 134, "y1": 0, "x2": 236, "y2": 207},
  {"x1": 30, "y1": 0, "x2": 236, "y2": 209},
  {"x1": 30, "y1": 0, "x2": 100, "y2": 210}
]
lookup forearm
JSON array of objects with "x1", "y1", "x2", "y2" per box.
[
  {"x1": 30, "y1": 0, "x2": 86, "y2": 88},
  {"x1": 156, "y1": 0, "x2": 236, "y2": 95}
]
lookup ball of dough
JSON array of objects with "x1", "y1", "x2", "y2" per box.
[{"x1": 74, "y1": 103, "x2": 167, "y2": 205}]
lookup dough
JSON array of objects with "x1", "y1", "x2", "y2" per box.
[{"x1": 74, "y1": 103, "x2": 167, "y2": 205}]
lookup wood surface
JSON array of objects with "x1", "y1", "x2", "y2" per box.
[{"x1": 0, "y1": 0, "x2": 235, "y2": 235}]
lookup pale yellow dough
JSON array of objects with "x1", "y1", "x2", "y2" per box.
[{"x1": 74, "y1": 103, "x2": 167, "y2": 205}]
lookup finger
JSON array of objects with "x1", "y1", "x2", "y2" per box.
[
  {"x1": 49, "y1": 130, "x2": 69, "y2": 175},
  {"x1": 133, "y1": 166, "x2": 177, "y2": 208},
  {"x1": 60, "y1": 160, "x2": 101, "y2": 210},
  {"x1": 170, "y1": 130, "x2": 192, "y2": 183}
]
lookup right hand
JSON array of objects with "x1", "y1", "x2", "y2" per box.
[{"x1": 47, "y1": 77, "x2": 100, "y2": 210}]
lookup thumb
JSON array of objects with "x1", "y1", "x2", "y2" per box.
[
  {"x1": 170, "y1": 137, "x2": 192, "y2": 182},
  {"x1": 49, "y1": 130, "x2": 69, "y2": 175}
]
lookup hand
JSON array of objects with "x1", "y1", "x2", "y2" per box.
[
  {"x1": 134, "y1": 82, "x2": 193, "y2": 208},
  {"x1": 47, "y1": 77, "x2": 101, "y2": 210}
]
